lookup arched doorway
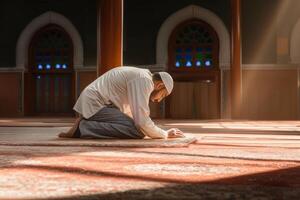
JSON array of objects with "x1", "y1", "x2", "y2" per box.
[
  {"x1": 24, "y1": 24, "x2": 75, "y2": 116},
  {"x1": 166, "y1": 20, "x2": 220, "y2": 119}
]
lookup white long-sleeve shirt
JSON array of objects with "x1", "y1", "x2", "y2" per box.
[{"x1": 73, "y1": 66, "x2": 168, "y2": 139}]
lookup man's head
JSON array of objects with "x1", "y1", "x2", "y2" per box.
[{"x1": 150, "y1": 72, "x2": 174, "y2": 103}]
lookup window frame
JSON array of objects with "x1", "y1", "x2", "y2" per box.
[
  {"x1": 29, "y1": 24, "x2": 74, "y2": 74},
  {"x1": 168, "y1": 19, "x2": 220, "y2": 73}
]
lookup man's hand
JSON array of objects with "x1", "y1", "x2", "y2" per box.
[{"x1": 167, "y1": 128, "x2": 185, "y2": 138}]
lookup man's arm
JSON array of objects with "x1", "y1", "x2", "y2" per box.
[{"x1": 127, "y1": 78, "x2": 168, "y2": 139}]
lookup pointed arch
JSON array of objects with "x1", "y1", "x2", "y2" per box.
[
  {"x1": 156, "y1": 5, "x2": 230, "y2": 69},
  {"x1": 16, "y1": 11, "x2": 83, "y2": 69}
]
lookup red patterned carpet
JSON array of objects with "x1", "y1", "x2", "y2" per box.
[{"x1": 0, "y1": 119, "x2": 299, "y2": 200}]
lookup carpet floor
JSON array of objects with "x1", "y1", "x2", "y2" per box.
[{"x1": 0, "y1": 119, "x2": 299, "y2": 200}]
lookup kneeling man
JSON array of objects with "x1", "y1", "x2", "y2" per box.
[{"x1": 59, "y1": 66, "x2": 184, "y2": 139}]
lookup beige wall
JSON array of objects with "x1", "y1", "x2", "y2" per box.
[
  {"x1": 241, "y1": 69, "x2": 298, "y2": 120},
  {"x1": 223, "y1": 68, "x2": 299, "y2": 120}
]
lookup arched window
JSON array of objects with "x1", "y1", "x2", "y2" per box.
[
  {"x1": 166, "y1": 20, "x2": 220, "y2": 119},
  {"x1": 168, "y1": 20, "x2": 219, "y2": 72},
  {"x1": 27, "y1": 24, "x2": 74, "y2": 114},
  {"x1": 30, "y1": 25, "x2": 73, "y2": 72}
]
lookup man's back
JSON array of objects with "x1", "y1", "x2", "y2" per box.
[{"x1": 74, "y1": 66, "x2": 153, "y2": 119}]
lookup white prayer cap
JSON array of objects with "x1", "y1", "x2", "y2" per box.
[{"x1": 159, "y1": 72, "x2": 174, "y2": 94}]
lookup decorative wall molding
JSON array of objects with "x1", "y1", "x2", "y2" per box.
[
  {"x1": 156, "y1": 4, "x2": 230, "y2": 70},
  {"x1": 134, "y1": 64, "x2": 166, "y2": 72},
  {"x1": 134, "y1": 63, "x2": 300, "y2": 71},
  {"x1": 74, "y1": 66, "x2": 97, "y2": 72},
  {"x1": 2, "y1": 64, "x2": 299, "y2": 73},
  {"x1": 0, "y1": 68, "x2": 25, "y2": 72},
  {"x1": 225, "y1": 64, "x2": 300, "y2": 70},
  {"x1": 16, "y1": 11, "x2": 84, "y2": 69}
]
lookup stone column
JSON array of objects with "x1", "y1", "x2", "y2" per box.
[
  {"x1": 97, "y1": 0, "x2": 123, "y2": 76},
  {"x1": 231, "y1": 0, "x2": 242, "y2": 119}
]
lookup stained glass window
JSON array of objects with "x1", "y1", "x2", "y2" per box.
[
  {"x1": 29, "y1": 25, "x2": 73, "y2": 114},
  {"x1": 169, "y1": 20, "x2": 219, "y2": 71},
  {"x1": 30, "y1": 25, "x2": 72, "y2": 72}
]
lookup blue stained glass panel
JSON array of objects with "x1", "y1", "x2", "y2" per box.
[
  {"x1": 56, "y1": 64, "x2": 61, "y2": 69},
  {"x1": 176, "y1": 55, "x2": 182, "y2": 60},
  {"x1": 46, "y1": 64, "x2": 51, "y2": 69},
  {"x1": 185, "y1": 54, "x2": 192, "y2": 60},
  {"x1": 205, "y1": 60, "x2": 212, "y2": 67},
  {"x1": 62, "y1": 64, "x2": 67, "y2": 69},
  {"x1": 173, "y1": 23, "x2": 217, "y2": 70},
  {"x1": 38, "y1": 64, "x2": 43, "y2": 70},
  {"x1": 196, "y1": 61, "x2": 201, "y2": 67},
  {"x1": 186, "y1": 61, "x2": 192, "y2": 67}
]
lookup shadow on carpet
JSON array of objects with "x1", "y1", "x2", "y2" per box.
[{"x1": 0, "y1": 137, "x2": 197, "y2": 148}]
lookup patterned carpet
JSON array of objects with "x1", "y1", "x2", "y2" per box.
[{"x1": 0, "y1": 119, "x2": 299, "y2": 200}]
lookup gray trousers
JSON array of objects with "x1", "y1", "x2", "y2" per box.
[{"x1": 76, "y1": 106, "x2": 145, "y2": 139}]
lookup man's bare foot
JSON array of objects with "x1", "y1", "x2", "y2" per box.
[
  {"x1": 58, "y1": 117, "x2": 82, "y2": 138},
  {"x1": 58, "y1": 132, "x2": 74, "y2": 138}
]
